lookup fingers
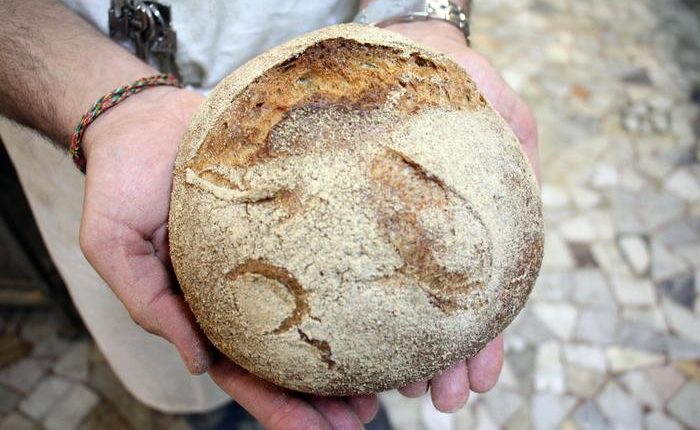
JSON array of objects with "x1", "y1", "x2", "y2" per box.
[
  {"x1": 467, "y1": 336, "x2": 504, "y2": 393},
  {"x1": 347, "y1": 394, "x2": 379, "y2": 424},
  {"x1": 398, "y1": 379, "x2": 428, "y2": 398},
  {"x1": 79, "y1": 220, "x2": 212, "y2": 374},
  {"x1": 209, "y1": 359, "x2": 332, "y2": 430},
  {"x1": 452, "y1": 50, "x2": 541, "y2": 182},
  {"x1": 430, "y1": 360, "x2": 470, "y2": 413},
  {"x1": 308, "y1": 396, "x2": 366, "y2": 430}
]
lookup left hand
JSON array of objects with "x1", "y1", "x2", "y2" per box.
[{"x1": 385, "y1": 20, "x2": 540, "y2": 412}]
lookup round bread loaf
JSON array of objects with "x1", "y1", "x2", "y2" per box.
[{"x1": 169, "y1": 23, "x2": 543, "y2": 396}]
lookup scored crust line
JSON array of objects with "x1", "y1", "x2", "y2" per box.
[{"x1": 226, "y1": 259, "x2": 309, "y2": 334}]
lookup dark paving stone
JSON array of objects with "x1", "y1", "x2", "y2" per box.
[
  {"x1": 0, "y1": 335, "x2": 31, "y2": 367},
  {"x1": 657, "y1": 272, "x2": 696, "y2": 310},
  {"x1": 0, "y1": 383, "x2": 18, "y2": 415},
  {"x1": 621, "y1": 69, "x2": 652, "y2": 86},
  {"x1": 0, "y1": 412, "x2": 41, "y2": 430},
  {"x1": 568, "y1": 242, "x2": 598, "y2": 268},
  {"x1": 88, "y1": 361, "x2": 159, "y2": 430},
  {"x1": 78, "y1": 401, "x2": 134, "y2": 430}
]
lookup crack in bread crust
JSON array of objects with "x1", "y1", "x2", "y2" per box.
[
  {"x1": 368, "y1": 148, "x2": 493, "y2": 312},
  {"x1": 188, "y1": 37, "x2": 485, "y2": 176}
]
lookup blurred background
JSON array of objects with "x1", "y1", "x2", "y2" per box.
[{"x1": 1, "y1": 0, "x2": 699, "y2": 429}]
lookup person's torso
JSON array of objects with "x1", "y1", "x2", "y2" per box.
[{"x1": 61, "y1": 0, "x2": 359, "y2": 90}]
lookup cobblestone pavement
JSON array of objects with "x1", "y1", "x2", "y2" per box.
[{"x1": 2, "y1": 0, "x2": 700, "y2": 429}]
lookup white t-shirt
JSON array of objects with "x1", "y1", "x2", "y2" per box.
[
  {"x1": 62, "y1": 0, "x2": 359, "y2": 89},
  {"x1": 0, "y1": 0, "x2": 358, "y2": 413}
]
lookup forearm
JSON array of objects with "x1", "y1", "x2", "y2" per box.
[{"x1": 0, "y1": 0, "x2": 157, "y2": 146}]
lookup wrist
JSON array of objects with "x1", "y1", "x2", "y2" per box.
[
  {"x1": 384, "y1": 19, "x2": 466, "y2": 43},
  {"x1": 81, "y1": 85, "x2": 197, "y2": 161},
  {"x1": 65, "y1": 58, "x2": 158, "y2": 143},
  {"x1": 359, "y1": 0, "x2": 469, "y2": 9}
]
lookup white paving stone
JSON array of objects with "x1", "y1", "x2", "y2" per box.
[
  {"x1": 504, "y1": 406, "x2": 531, "y2": 430},
  {"x1": 592, "y1": 241, "x2": 633, "y2": 277},
  {"x1": 531, "y1": 270, "x2": 572, "y2": 301},
  {"x1": 572, "y1": 187, "x2": 602, "y2": 209},
  {"x1": 482, "y1": 388, "x2": 524, "y2": 426},
  {"x1": 587, "y1": 210, "x2": 615, "y2": 241},
  {"x1": 610, "y1": 275, "x2": 656, "y2": 305},
  {"x1": 666, "y1": 167, "x2": 700, "y2": 201},
  {"x1": 651, "y1": 240, "x2": 691, "y2": 282},
  {"x1": 453, "y1": 403, "x2": 476, "y2": 430},
  {"x1": 591, "y1": 163, "x2": 619, "y2": 188},
  {"x1": 43, "y1": 384, "x2": 98, "y2": 430},
  {"x1": 534, "y1": 342, "x2": 565, "y2": 393},
  {"x1": 620, "y1": 307, "x2": 668, "y2": 332},
  {"x1": 475, "y1": 403, "x2": 499, "y2": 430},
  {"x1": 531, "y1": 393, "x2": 576, "y2": 430},
  {"x1": 573, "y1": 401, "x2": 609, "y2": 430},
  {"x1": 667, "y1": 336, "x2": 700, "y2": 360},
  {"x1": 619, "y1": 168, "x2": 647, "y2": 191},
  {"x1": 595, "y1": 381, "x2": 643, "y2": 430},
  {"x1": 542, "y1": 231, "x2": 575, "y2": 270},
  {"x1": 604, "y1": 346, "x2": 664, "y2": 372},
  {"x1": 618, "y1": 235, "x2": 650, "y2": 275},
  {"x1": 574, "y1": 307, "x2": 618, "y2": 344},
  {"x1": 563, "y1": 343, "x2": 606, "y2": 372},
  {"x1": 564, "y1": 363, "x2": 606, "y2": 398},
  {"x1": 420, "y1": 395, "x2": 454, "y2": 430},
  {"x1": 667, "y1": 382, "x2": 700, "y2": 429},
  {"x1": 675, "y1": 242, "x2": 700, "y2": 269},
  {"x1": 619, "y1": 371, "x2": 663, "y2": 409},
  {"x1": 644, "y1": 412, "x2": 683, "y2": 430},
  {"x1": 640, "y1": 191, "x2": 686, "y2": 230},
  {"x1": 498, "y1": 360, "x2": 519, "y2": 390},
  {"x1": 560, "y1": 216, "x2": 597, "y2": 243},
  {"x1": 379, "y1": 392, "x2": 421, "y2": 430},
  {"x1": 532, "y1": 302, "x2": 578, "y2": 340},
  {"x1": 662, "y1": 298, "x2": 700, "y2": 343},
  {"x1": 19, "y1": 376, "x2": 72, "y2": 420},
  {"x1": 541, "y1": 184, "x2": 570, "y2": 209},
  {"x1": 571, "y1": 269, "x2": 616, "y2": 309}
]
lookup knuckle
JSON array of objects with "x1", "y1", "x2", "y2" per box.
[
  {"x1": 78, "y1": 223, "x2": 96, "y2": 260},
  {"x1": 127, "y1": 302, "x2": 158, "y2": 335}
]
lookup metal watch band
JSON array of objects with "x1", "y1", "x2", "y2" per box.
[{"x1": 354, "y1": 0, "x2": 471, "y2": 43}]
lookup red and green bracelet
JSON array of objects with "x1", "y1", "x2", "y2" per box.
[{"x1": 69, "y1": 73, "x2": 182, "y2": 173}]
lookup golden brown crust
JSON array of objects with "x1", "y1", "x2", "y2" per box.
[
  {"x1": 169, "y1": 24, "x2": 543, "y2": 395},
  {"x1": 189, "y1": 37, "x2": 484, "y2": 175}
]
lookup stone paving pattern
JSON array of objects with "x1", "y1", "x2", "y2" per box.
[{"x1": 2, "y1": 0, "x2": 700, "y2": 429}]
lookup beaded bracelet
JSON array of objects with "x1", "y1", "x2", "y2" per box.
[{"x1": 69, "y1": 73, "x2": 182, "y2": 173}]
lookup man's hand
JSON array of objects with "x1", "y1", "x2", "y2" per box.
[
  {"x1": 385, "y1": 20, "x2": 540, "y2": 413},
  {"x1": 78, "y1": 86, "x2": 379, "y2": 430}
]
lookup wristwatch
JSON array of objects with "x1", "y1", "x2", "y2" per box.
[{"x1": 354, "y1": 0, "x2": 471, "y2": 43}]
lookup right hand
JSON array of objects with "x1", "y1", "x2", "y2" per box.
[{"x1": 78, "y1": 86, "x2": 378, "y2": 429}]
